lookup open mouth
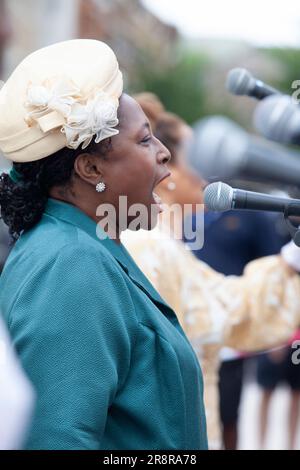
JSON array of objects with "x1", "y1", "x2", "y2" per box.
[{"x1": 151, "y1": 171, "x2": 171, "y2": 213}]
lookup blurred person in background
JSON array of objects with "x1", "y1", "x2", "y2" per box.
[
  {"x1": 122, "y1": 92, "x2": 300, "y2": 450},
  {"x1": 0, "y1": 0, "x2": 12, "y2": 270},
  {"x1": 257, "y1": 240, "x2": 300, "y2": 449},
  {"x1": 257, "y1": 330, "x2": 300, "y2": 449},
  {"x1": 188, "y1": 206, "x2": 290, "y2": 450},
  {"x1": 0, "y1": 0, "x2": 12, "y2": 272},
  {"x1": 0, "y1": 315, "x2": 34, "y2": 449}
]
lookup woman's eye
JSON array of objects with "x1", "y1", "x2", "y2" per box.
[{"x1": 141, "y1": 135, "x2": 152, "y2": 144}]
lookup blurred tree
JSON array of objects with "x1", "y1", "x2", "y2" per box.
[
  {"x1": 133, "y1": 47, "x2": 212, "y2": 124},
  {"x1": 261, "y1": 47, "x2": 300, "y2": 95}
]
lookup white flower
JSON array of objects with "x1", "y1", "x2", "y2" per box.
[
  {"x1": 63, "y1": 91, "x2": 119, "y2": 150},
  {"x1": 25, "y1": 80, "x2": 80, "y2": 123},
  {"x1": 24, "y1": 79, "x2": 119, "y2": 150}
]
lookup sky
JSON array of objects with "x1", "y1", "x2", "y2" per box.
[{"x1": 142, "y1": 0, "x2": 300, "y2": 47}]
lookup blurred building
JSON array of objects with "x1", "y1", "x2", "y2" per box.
[
  {"x1": 3, "y1": 0, "x2": 178, "y2": 84},
  {"x1": 0, "y1": 0, "x2": 178, "y2": 167},
  {"x1": 3, "y1": 0, "x2": 79, "y2": 77},
  {"x1": 0, "y1": 0, "x2": 11, "y2": 78},
  {"x1": 78, "y1": 0, "x2": 178, "y2": 87}
]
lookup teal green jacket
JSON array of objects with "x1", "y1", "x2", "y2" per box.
[{"x1": 0, "y1": 199, "x2": 207, "y2": 450}]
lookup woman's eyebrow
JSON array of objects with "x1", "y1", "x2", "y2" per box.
[
  {"x1": 135, "y1": 122, "x2": 150, "y2": 137},
  {"x1": 142, "y1": 122, "x2": 150, "y2": 131}
]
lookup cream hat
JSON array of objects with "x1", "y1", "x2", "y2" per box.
[{"x1": 0, "y1": 39, "x2": 123, "y2": 163}]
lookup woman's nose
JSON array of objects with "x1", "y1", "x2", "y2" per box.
[{"x1": 158, "y1": 142, "x2": 171, "y2": 165}]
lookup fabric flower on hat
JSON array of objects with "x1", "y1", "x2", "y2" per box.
[
  {"x1": 63, "y1": 91, "x2": 119, "y2": 150},
  {"x1": 25, "y1": 80, "x2": 119, "y2": 150},
  {"x1": 25, "y1": 79, "x2": 80, "y2": 125}
]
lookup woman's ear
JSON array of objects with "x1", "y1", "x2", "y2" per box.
[{"x1": 74, "y1": 153, "x2": 104, "y2": 186}]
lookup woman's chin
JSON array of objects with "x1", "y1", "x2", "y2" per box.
[
  {"x1": 125, "y1": 193, "x2": 163, "y2": 231},
  {"x1": 125, "y1": 210, "x2": 159, "y2": 232},
  {"x1": 137, "y1": 212, "x2": 159, "y2": 231},
  {"x1": 147, "y1": 213, "x2": 159, "y2": 231}
]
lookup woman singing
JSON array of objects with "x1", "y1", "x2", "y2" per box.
[{"x1": 0, "y1": 40, "x2": 207, "y2": 450}]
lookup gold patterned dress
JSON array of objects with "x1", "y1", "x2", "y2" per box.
[{"x1": 122, "y1": 227, "x2": 300, "y2": 449}]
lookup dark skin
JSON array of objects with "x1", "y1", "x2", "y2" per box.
[
  {"x1": 154, "y1": 121, "x2": 204, "y2": 212},
  {"x1": 50, "y1": 94, "x2": 171, "y2": 243}
]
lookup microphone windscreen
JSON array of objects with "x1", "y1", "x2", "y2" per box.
[
  {"x1": 204, "y1": 182, "x2": 233, "y2": 211},
  {"x1": 226, "y1": 68, "x2": 253, "y2": 95},
  {"x1": 189, "y1": 116, "x2": 248, "y2": 180},
  {"x1": 254, "y1": 95, "x2": 299, "y2": 143}
]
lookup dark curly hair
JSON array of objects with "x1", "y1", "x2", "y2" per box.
[{"x1": 0, "y1": 138, "x2": 112, "y2": 241}]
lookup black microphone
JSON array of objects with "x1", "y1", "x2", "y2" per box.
[
  {"x1": 254, "y1": 95, "x2": 300, "y2": 145},
  {"x1": 226, "y1": 68, "x2": 282, "y2": 100},
  {"x1": 189, "y1": 116, "x2": 300, "y2": 187},
  {"x1": 204, "y1": 181, "x2": 300, "y2": 216}
]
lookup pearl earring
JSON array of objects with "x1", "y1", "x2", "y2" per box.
[
  {"x1": 96, "y1": 181, "x2": 106, "y2": 193},
  {"x1": 167, "y1": 181, "x2": 176, "y2": 191}
]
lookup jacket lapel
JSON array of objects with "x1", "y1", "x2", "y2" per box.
[
  {"x1": 45, "y1": 199, "x2": 178, "y2": 323},
  {"x1": 98, "y1": 234, "x2": 179, "y2": 323}
]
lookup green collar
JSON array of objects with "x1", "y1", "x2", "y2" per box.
[
  {"x1": 44, "y1": 198, "x2": 176, "y2": 320},
  {"x1": 45, "y1": 197, "x2": 125, "y2": 263}
]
